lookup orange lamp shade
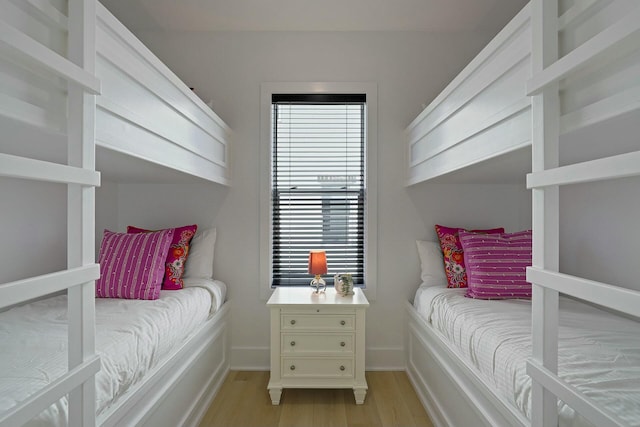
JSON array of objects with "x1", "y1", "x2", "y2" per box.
[{"x1": 308, "y1": 251, "x2": 328, "y2": 275}]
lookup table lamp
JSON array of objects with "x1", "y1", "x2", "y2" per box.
[{"x1": 308, "y1": 250, "x2": 327, "y2": 293}]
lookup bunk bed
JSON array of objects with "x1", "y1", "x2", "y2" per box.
[
  {"x1": 0, "y1": 1, "x2": 231, "y2": 426},
  {"x1": 405, "y1": 4, "x2": 532, "y2": 185},
  {"x1": 405, "y1": 1, "x2": 640, "y2": 426}
]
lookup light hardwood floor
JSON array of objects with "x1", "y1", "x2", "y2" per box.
[{"x1": 199, "y1": 371, "x2": 433, "y2": 427}]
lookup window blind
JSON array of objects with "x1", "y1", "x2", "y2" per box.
[{"x1": 272, "y1": 94, "x2": 366, "y2": 287}]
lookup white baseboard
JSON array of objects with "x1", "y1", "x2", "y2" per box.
[
  {"x1": 230, "y1": 346, "x2": 269, "y2": 370},
  {"x1": 365, "y1": 346, "x2": 405, "y2": 370},
  {"x1": 230, "y1": 346, "x2": 405, "y2": 371}
]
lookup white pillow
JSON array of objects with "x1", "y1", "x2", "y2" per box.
[
  {"x1": 184, "y1": 228, "x2": 217, "y2": 279},
  {"x1": 416, "y1": 240, "x2": 447, "y2": 287}
]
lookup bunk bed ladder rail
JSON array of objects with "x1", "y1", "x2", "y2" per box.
[
  {"x1": 526, "y1": 1, "x2": 640, "y2": 426},
  {"x1": 0, "y1": 0, "x2": 101, "y2": 426}
]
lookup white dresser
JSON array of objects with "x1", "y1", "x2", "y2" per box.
[{"x1": 267, "y1": 287, "x2": 369, "y2": 405}]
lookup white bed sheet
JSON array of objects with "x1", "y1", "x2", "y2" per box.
[
  {"x1": 0, "y1": 279, "x2": 226, "y2": 426},
  {"x1": 413, "y1": 284, "x2": 640, "y2": 427}
]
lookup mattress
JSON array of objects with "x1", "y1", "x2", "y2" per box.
[
  {"x1": 413, "y1": 284, "x2": 640, "y2": 427},
  {"x1": 0, "y1": 279, "x2": 226, "y2": 426}
]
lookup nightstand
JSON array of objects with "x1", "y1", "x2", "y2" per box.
[{"x1": 267, "y1": 287, "x2": 369, "y2": 405}]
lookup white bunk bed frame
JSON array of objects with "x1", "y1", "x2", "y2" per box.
[
  {"x1": 405, "y1": 4, "x2": 532, "y2": 185},
  {"x1": 95, "y1": 3, "x2": 232, "y2": 185},
  {"x1": 405, "y1": 1, "x2": 640, "y2": 426},
  {"x1": 527, "y1": 1, "x2": 640, "y2": 426},
  {"x1": 0, "y1": 1, "x2": 100, "y2": 425},
  {"x1": 0, "y1": 1, "x2": 231, "y2": 426}
]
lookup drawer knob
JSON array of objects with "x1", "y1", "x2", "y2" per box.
[
  {"x1": 290, "y1": 365, "x2": 296, "y2": 371},
  {"x1": 339, "y1": 365, "x2": 345, "y2": 371},
  {"x1": 290, "y1": 319, "x2": 296, "y2": 325},
  {"x1": 340, "y1": 341, "x2": 346, "y2": 347},
  {"x1": 290, "y1": 341, "x2": 296, "y2": 346},
  {"x1": 340, "y1": 320, "x2": 346, "y2": 326}
]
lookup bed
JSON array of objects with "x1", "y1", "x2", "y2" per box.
[
  {"x1": 0, "y1": 279, "x2": 227, "y2": 427},
  {"x1": 0, "y1": 0, "x2": 232, "y2": 425},
  {"x1": 405, "y1": 0, "x2": 640, "y2": 426},
  {"x1": 410, "y1": 284, "x2": 640, "y2": 427}
]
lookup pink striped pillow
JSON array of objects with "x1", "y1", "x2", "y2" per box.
[
  {"x1": 459, "y1": 230, "x2": 532, "y2": 300},
  {"x1": 96, "y1": 229, "x2": 174, "y2": 300},
  {"x1": 127, "y1": 224, "x2": 198, "y2": 290}
]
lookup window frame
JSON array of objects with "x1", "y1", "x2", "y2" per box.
[{"x1": 259, "y1": 82, "x2": 378, "y2": 300}]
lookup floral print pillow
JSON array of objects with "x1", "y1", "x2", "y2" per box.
[
  {"x1": 434, "y1": 224, "x2": 504, "y2": 288},
  {"x1": 127, "y1": 224, "x2": 198, "y2": 290}
]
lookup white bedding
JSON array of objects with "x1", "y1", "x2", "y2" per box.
[
  {"x1": 413, "y1": 284, "x2": 640, "y2": 427},
  {"x1": 0, "y1": 279, "x2": 226, "y2": 426}
]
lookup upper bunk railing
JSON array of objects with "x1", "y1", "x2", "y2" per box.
[
  {"x1": 526, "y1": 1, "x2": 640, "y2": 426},
  {"x1": 0, "y1": 0, "x2": 101, "y2": 425},
  {"x1": 95, "y1": 3, "x2": 232, "y2": 185},
  {"x1": 527, "y1": 5, "x2": 640, "y2": 96},
  {"x1": 405, "y1": 3, "x2": 532, "y2": 185},
  {"x1": 0, "y1": 19, "x2": 100, "y2": 94},
  {"x1": 0, "y1": 152, "x2": 101, "y2": 185}
]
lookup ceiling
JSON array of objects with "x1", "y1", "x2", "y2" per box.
[{"x1": 99, "y1": 0, "x2": 529, "y2": 33}]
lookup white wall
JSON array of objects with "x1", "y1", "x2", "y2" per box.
[
  {"x1": 560, "y1": 177, "x2": 640, "y2": 290},
  {"x1": 0, "y1": 116, "x2": 68, "y2": 284},
  {"x1": 115, "y1": 183, "x2": 228, "y2": 233},
  {"x1": 119, "y1": 30, "x2": 532, "y2": 369},
  {"x1": 558, "y1": 111, "x2": 640, "y2": 291},
  {"x1": 95, "y1": 180, "x2": 119, "y2": 255},
  {"x1": 0, "y1": 179, "x2": 67, "y2": 284}
]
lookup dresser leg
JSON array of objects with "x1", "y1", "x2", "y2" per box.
[
  {"x1": 353, "y1": 387, "x2": 367, "y2": 404},
  {"x1": 269, "y1": 387, "x2": 282, "y2": 405}
]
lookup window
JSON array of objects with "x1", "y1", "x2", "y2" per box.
[
  {"x1": 271, "y1": 94, "x2": 365, "y2": 286},
  {"x1": 260, "y1": 82, "x2": 377, "y2": 299}
]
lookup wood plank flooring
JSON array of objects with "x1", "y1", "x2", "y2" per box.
[{"x1": 199, "y1": 371, "x2": 433, "y2": 427}]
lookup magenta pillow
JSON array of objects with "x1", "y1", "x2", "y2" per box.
[
  {"x1": 96, "y1": 229, "x2": 174, "y2": 300},
  {"x1": 459, "y1": 230, "x2": 532, "y2": 300},
  {"x1": 435, "y1": 225, "x2": 505, "y2": 288},
  {"x1": 127, "y1": 224, "x2": 197, "y2": 290}
]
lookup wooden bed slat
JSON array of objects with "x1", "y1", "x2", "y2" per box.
[
  {"x1": 406, "y1": 4, "x2": 531, "y2": 130},
  {"x1": 527, "y1": 6, "x2": 640, "y2": 96},
  {"x1": 66, "y1": 0, "x2": 98, "y2": 423},
  {"x1": 0, "y1": 19, "x2": 100, "y2": 94},
  {"x1": 408, "y1": 40, "x2": 530, "y2": 154},
  {"x1": 0, "y1": 92, "x2": 65, "y2": 132},
  {"x1": 23, "y1": 0, "x2": 69, "y2": 30},
  {"x1": 526, "y1": 150, "x2": 640, "y2": 188},
  {"x1": 526, "y1": 361, "x2": 625, "y2": 427},
  {"x1": 95, "y1": 3, "x2": 230, "y2": 132},
  {"x1": 530, "y1": 0, "x2": 561, "y2": 425},
  {"x1": 560, "y1": 84, "x2": 640, "y2": 134},
  {"x1": 527, "y1": 267, "x2": 640, "y2": 318},
  {"x1": 0, "y1": 265, "x2": 100, "y2": 309},
  {"x1": 557, "y1": 0, "x2": 599, "y2": 31},
  {"x1": 0, "y1": 356, "x2": 100, "y2": 427},
  {"x1": 410, "y1": 95, "x2": 530, "y2": 168},
  {"x1": 0, "y1": 152, "x2": 101, "y2": 186}
]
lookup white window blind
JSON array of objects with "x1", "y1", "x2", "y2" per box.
[{"x1": 271, "y1": 94, "x2": 366, "y2": 286}]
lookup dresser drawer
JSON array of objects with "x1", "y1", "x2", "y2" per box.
[
  {"x1": 282, "y1": 358, "x2": 353, "y2": 378},
  {"x1": 281, "y1": 313, "x2": 355, "y2": 331},
  {"x1": 282, "y1": 333, "x2": 353, "y2": 354}
]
